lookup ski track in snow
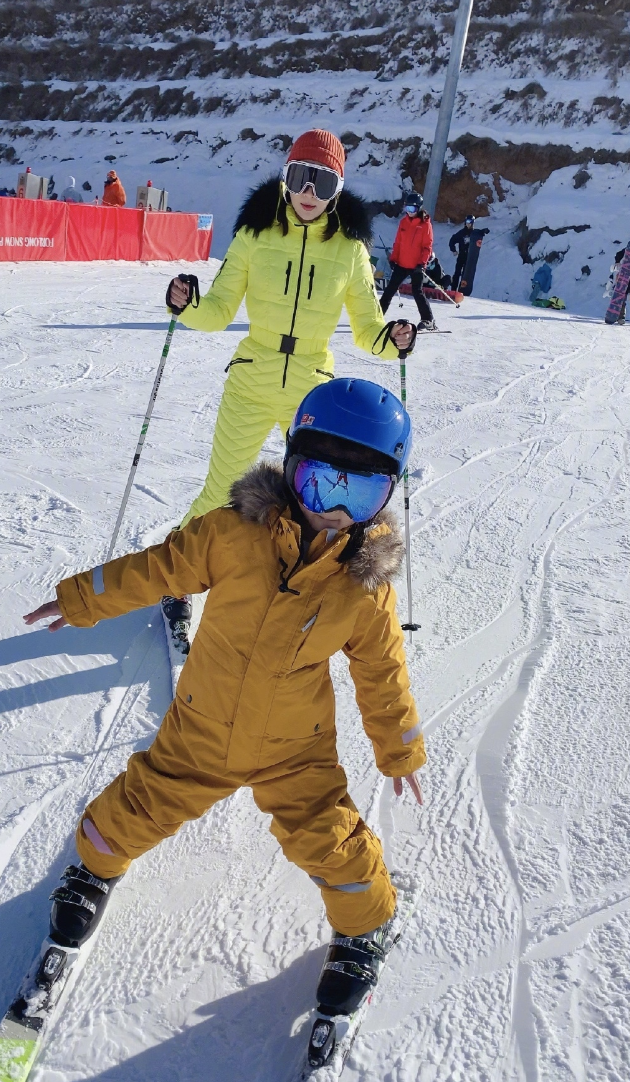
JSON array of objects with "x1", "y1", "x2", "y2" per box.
[{"x1": 1, "y1": 261, "x2": 629, "y2": 1081}]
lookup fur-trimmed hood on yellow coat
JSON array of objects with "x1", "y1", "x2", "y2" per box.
[{"x1": 56, "y1": 463, "x2": 425, "y2": 776}]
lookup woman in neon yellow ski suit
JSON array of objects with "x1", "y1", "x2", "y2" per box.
[{"x1": 169, "y1": 130, "x2": 413, "y2": 525}]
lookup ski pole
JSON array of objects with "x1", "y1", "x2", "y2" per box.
[
  {"x1": 395, "y1": 323, "x2": 420, "y2": 641},
  {"x1": 105, "y1": 315, "x2": 178, "y2": 561},
  {"x1": 105, "y1": 274, "x2": 200, "y2": 561},
  {"x1": 422, "y1": 270, "x2": 461, "y2": 308}
]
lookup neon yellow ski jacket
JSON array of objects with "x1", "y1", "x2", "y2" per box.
[{"x1": 179, "y1": 191, "x2": 400, "y2": 386}]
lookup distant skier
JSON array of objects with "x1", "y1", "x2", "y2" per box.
[
  {"x1": 379, "y1": 193, "x2": 437, "y2": 330},
  {"x1": 530, "y1": 260, "x2": 553, "y2": 303},
  {"x1": 24, "y1": 378, "x2": 425, "y2": 1061},
  {"x1": 449, "y1": 215, "x2": 489, "y2": 291},
  {"x1": 102, "y1": 169, "x2": 126, "y2": 207},
  {"x1": 60, "y1": 176, "x2": 83, "y2": 203},
  {"x1": 425, "y1": 251, "x2": 452, "y2": 292}
]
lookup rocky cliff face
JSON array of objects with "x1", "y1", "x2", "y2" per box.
[{"x1": 0, "y1": 1, "x2": 628, "y2": 120}]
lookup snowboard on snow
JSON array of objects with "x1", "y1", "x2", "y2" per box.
[
  {"x1": 290, "y1": 873, "x2": 422, "y2": 1082},
  {"x1": 605, "y1": 245, "x2": 630, "y2": 324},
  {"x1": 460, "y1": 229, "x2": 486, "y2": 296}
]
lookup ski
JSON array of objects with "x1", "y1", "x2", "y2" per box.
[
  {"x1": 291, "y1": 873, "x2": 421, "y2": 1082},
  {"x1": 0, "y1": 935, "x2": 98, "y2": 1082},
  {"x1": 605, "y1": 244, "x2": 630, "y2": 324},
  {"x1": 417, "y1": 328, "x2": 452, "y2": 334}
]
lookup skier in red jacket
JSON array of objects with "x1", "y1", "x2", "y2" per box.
[{"x1": 380, "y1": 193, "x2": 437, "y2": 331}]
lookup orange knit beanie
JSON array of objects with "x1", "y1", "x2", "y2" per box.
[{"x1": 287, "y1": 130, "x2": 345, "y2": 177}]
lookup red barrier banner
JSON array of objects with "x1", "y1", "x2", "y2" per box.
[
  {"x1": 142, "y1": 211, "x2": 212, "y2": 261},
  {"x1": 0, "y1": 198, "x2": 66, "y2": 261},
  {"x1": 66, "y1": 204, "x2": 143, "y2": 261},
  {"x1": 0, "y1": 199, "x2": 212, "y2": 262}
]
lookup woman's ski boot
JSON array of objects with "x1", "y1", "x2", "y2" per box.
[
  {"x1": 50, "y1": 863, "x2": 121, "y2": 948},
  {"x1": 307, "y1": 915, "x2": 398, "y2": 1068}
]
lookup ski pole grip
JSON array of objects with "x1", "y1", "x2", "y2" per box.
[
  {"x1": 166, "y1": 273, "x2": 200, "y2": 315},
  {"x1": 394, "y1": 319, "x2": 418, "y2": 360}
]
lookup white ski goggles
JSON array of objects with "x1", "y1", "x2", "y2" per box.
[{"x1": 282, "y1": 161, "x2": 344, "y2": 202}]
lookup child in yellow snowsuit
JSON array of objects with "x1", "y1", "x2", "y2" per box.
[{"x1": 26, "y1": 378, "x2": 424, "y2": 1033}]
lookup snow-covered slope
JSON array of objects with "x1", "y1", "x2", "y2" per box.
[{"x1": 1, "y1": 260, "x2": 629, "y2": 1081}]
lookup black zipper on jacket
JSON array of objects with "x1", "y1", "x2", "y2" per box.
[
  {"x1": 307, "y1": 264, "x2": 315, "y2": 299},
  {"x1": 224, "y1": 357, "x2": 253, "y2": 374},
  {"x1": 284, "y1": 260, "x2": 292, "y2": 294},
  {"x1": 283, "y1": 225, "x2": 309, "y2": 389}
]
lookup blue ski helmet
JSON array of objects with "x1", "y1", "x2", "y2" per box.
[{"x1": 287, "y1": 378, "x2": 412, "y2": 479}]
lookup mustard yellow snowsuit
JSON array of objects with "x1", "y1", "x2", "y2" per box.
[
  {"x1": 177, "y1": 182, "x2": 400, "y2": 525},
  {"x1": 56, "y1": 464, "x2": 425, "y2": 936}
]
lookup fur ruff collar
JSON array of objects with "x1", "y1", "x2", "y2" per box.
[
  {"x1": 229, "y1": 462, "x2": 405, "y2": 592},
  {"x1": 233, "y1": 177, "x2": 373, "y2": 247}
]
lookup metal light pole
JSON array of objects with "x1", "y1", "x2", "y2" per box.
[{"x1": 422, "y1": 0, "x2": 475, "y2": 220}]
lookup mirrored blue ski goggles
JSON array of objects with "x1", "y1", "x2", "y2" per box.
[{"x1": 286, "y1": 456, "x2": 395, "y2": 522}]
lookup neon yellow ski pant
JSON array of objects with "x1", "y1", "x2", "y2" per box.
[{"x1": 180, "y1": 343, "x2": 333, "y2": 525}]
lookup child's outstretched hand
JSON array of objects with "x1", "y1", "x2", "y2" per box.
[
  {"x1": 23, "y1": 600, "x2": 67, "y2": 632},
  {"x1": 393, "y1": 772, "x2": 423, "y2": 806}
]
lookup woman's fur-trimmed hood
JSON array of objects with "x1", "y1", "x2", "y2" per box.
[
  {"x1": 233, "y1": 176, "x2": 373, "y2": 247},
  {"x1": 230, "y1": 462, "x2": 404, "y2": 592}
]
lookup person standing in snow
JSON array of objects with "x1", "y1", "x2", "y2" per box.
[
  {"x1": 379, "y1": 193, "x2": 437, "y2": 330},
  {"x1": 24, "y1": 377, "x2": 425, "y2": 1041},
  {"x1": 60, "y1": 176, "x2": 83, "y2": 203},
  {"x1": 162, "y1": 129, "x2": 415, "y2": 647},
  {"x1": 102, "y1": 170, "x2": 126, "y2": 207},
  {"x1": 449, "y1": 214, "x2": 489, "y2": 291}
]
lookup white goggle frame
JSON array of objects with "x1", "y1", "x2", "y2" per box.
[{"x1": 282, "y1": 160, "x2": 345, "y2": 201}]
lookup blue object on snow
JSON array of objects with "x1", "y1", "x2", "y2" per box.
[{"x1": 532, "y1": 263, "x2": 552, "y2": 293}]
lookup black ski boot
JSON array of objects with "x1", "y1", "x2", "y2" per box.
[
  {"x1": 161, "y1": 594, "x2": 192, "y2": 654},
  {"x1": 307, "y1": 915, "x2": 399, "y2": 1068},
  {"x1": 50, "y1": 864, "x2": 121, "y2": 948},
  {"x1": 419, "y1": 319, "x2": 437, "y2": 332}
]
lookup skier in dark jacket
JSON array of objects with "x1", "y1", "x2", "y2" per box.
[
  {"x1": 425, "y1": 251, "x2": 451, "y2": 292},
  {"x1": 380, "y1": 193, "x2": 437, "y2": 330},
  {"x1": 449, "y1": 215, "x2": 489, "y2": 291}
]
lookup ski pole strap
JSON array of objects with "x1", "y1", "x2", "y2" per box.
[
  {"x1": 373, "y1": 319, "x2": 417, "y2": 358},
  {"x1": 166, "y1": 273, "x2": 200, "y2": 315}
]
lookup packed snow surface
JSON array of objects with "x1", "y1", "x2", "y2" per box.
[{"x1": 1, "y1": 260, "x2": 629, "y2": 1081}]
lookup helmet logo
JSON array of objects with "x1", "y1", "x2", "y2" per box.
[
  {"x1": 394, "y1": 442, "x2": 404, "y2": 458},
  {"x1": 301, "y1": 413, "x2": 315, "y2": 425}
]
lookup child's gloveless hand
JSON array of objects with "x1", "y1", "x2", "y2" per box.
[
  {"x1": 393, "y1": 773, "x2": 423, "y2": 805},
  {"x1": 23, "y1": 600, "x2": 67, "y2": 632}
]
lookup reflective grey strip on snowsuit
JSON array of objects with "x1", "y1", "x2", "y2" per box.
[
  {"x1": 92, "y1": 565, "x2": 105, "y2": 595},
  {"x1": 310, "y1": 876, "x2": 373, "y2": 893}
]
